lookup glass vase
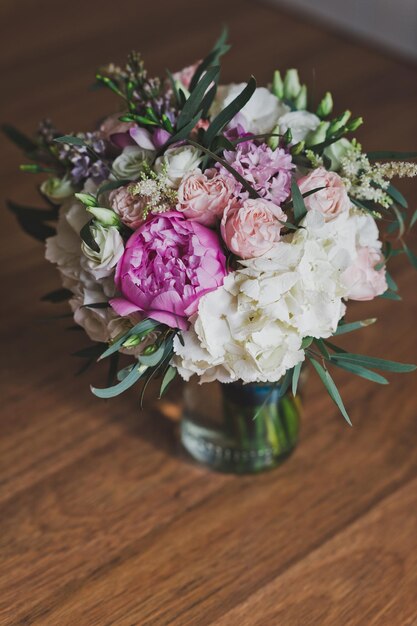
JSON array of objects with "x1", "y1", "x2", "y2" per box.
[{"x1": 180, "y1": 379, "x2": 301, "y2": 474}]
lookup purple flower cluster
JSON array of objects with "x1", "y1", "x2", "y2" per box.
[
  {"x1": 57, "y1": 132, "x2": 110, "y2": 185},
  {"x1": 218, "y1": 137, "x2": 294, "y2": 205}
]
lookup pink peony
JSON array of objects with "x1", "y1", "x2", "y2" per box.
[
  {"x1": 342, "y1": 247, "x2": 387, "y2": 301},
  {"x1": 221, "y1": 198, "x2": 287, "y2": 259},
  {"x1": 109, "y1": 186, "x2": 145, "y2": 230},
  {"x1": 297, "y1": 167, "x2": 350, "y2": 220},
  {"x1": 176, "y1": 169, "x2": 235, "y2": 226},
  {"x1": 110, "y1": 211, "x2": 227, "y2": 330}
]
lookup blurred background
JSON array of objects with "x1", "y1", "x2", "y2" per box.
[{"x1": 269, "y1": 0, "x2": 417, "y2": 60}]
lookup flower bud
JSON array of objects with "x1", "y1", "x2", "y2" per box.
[
  {"x1": 122, "y1": 335, "x2": 142, "y2": 348},
  {"x1": 294, "y1": 84, "x2": 307, "y2": 110},
  {"x1": 283, "y1": 127, "x2": 293, "y2": 145},
  {"x1": 284, "y1": 69, "x2": 301, "y2": 100},
  {"x1": 306, "y1": 121, "x2": 330, "y2": 146},
  {"x1": 75, "y1": 192, "x2": 98, "y2": 207},
  {"x1": 346, "y1": 116, "x2": 363, "y2": 132},
  {"x1": 290, "y1": 140, "x2": 305, "y2": 155},
  {"x1": 272, "y1": 70, "x2": 284, "y2": 99},
  {"x1": 316, "y1": 92, "x2": 333, "y2": 118},
  {"x1": 40, "y1": 176, "x2": 75, "y2": 201},
  {"x1": 267, "y1": 124, "x2": 281, "y2": 150},
  {"x1": 86, "y1": 206, "x2": 121, "y2": 227},
  {"x1": 328, "y1": 110, "x2": 351, "y2": 135}
]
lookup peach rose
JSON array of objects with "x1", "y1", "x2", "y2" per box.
[
  {"x1": 342, "y1": 247, "x2": 387, "y2": 301},
  {"x1": 109, "y1": 186, "x2": 145, "y2": 230},
  {"x1": 221, "y1": 198, "x2": 287, "y2": 259},
  {"x1": 176, "y1": 169, "x2": 235, "y2": 226},
  {"x1": 297, "y1": 167, "x2": 350, "y2": 221}
]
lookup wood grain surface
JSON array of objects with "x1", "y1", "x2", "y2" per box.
[{"x1": 1, "y1": 1, "x2": 417, "y2": 624}]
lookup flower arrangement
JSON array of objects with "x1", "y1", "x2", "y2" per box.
[{"x1": 5, "y1": 29, "x2": 417, "y2": 424}]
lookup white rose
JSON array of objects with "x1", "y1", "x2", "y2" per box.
[
  {"x1": 112, "y1": 146, "x2": 153, "y2": 180},
  {"x1": 278, "y1": 111, "x2": 320, "y2": 144},
  {"x1": 41, "y1": 175, "x2": 75, "y2": 202},
  {"x1": 154, "y1": 145, "x2": 203, "y2": 188},
  {"x1": 81, "y1": 224, "x2": 124, "y2": 279},
  {"x1": 212, "y1": 84, "x2": 289, "y2": 135}
]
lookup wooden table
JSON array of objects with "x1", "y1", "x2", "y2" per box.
[{"x1": 1, "y1": 1, "x2": 417, "y2": 624}]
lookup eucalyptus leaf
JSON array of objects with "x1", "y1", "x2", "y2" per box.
[
  {"x1": 176, "y1": 66, "x2": 220, "y2": 130},
  {"x1": 403, "y1": 242, "x2": 417, "y2": 269},
  {"x1": 387, "y1": 183, "x2": 408, "y2": 209},
  {"x1": 80, "y1": 220, "x2": 100, "y2": 253},
  {"x1": 292, "y1": 362, "x2": 302, "y2": 397},
  {"x1": 189, "y1": 26, "x2": 230, "y2": 91},
  {"x1": 330, "y1": 360, "x2": 389, "y2": 385},
  {"x1": 98, "y1": 318, "x2": 160, "y2": 361},
  {"x1": 379, "y1": 290, "x2": 402, "y2": 301},
  {"x1": 330, "y1": 353, "x2": 416, "y2": 373},
  {"x1": 54, "y1": 135, "x2": 87, "y2": 147},
  {"x1": 91, "y1": 362, "x2": 148, "y2": 399},
  {"x1": 159, "y1": 365, "x2": 177, "y2": 398},
  {"x1": 139, "y1": 344, "x2": 166, "y2": 367},
  {"x1": 310, "y1": 358, "x2": 352, "y2": 425},
  {"x1": 203, "y1": 77, "x2": 257, "y2": 148},
  {"x1": 334, "y1": 318, "x2": 377, "y2": 336},
  {"x1": 291, "y1": 180, "x2": 307, "y2": 221},
  {"x1": 410, "y1": 210, "x2": 417, "y2": 229}
]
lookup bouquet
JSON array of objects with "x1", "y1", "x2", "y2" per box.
[{"x1": 6, "y1": 29, "x2": 417, "y2": 424}]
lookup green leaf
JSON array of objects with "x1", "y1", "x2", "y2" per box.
[
  {"x1": 41, "y1": 288, "x2": 72, "y2": 303},
  {"x1": 203, "y1": 77, "x2": 257, "y2": 148},
  {"x1": 98, "y1": 318, "x2": 160, "y2": 361},
  {"x1": 330, "y1": 359, "x2": 389, "y2": 385},
  {"x1": 410, "y1": 210, "x2": 417, "y2": 229},
  {"x1": 91, "y1": 362, "x2": 148, "y2": 399},
  {"x1": 80, "y1": 220, "x2": 100, "y2": 253},
  {"x1": 189, "y1": 26, "x2": 230, "y2": 91},
  {"x1": 54, "y1": 135, "x2": 87, "y2": 147},
  {"x1": 379, "y1": 290, "x2": 402, "y2": 301},
  {"x1": 301, "y1": 336, "x2": 313, "y2": 349},
  {"x1": 117, "y1": 364, "x2": 134, "y2": 382},
  {"x1": 314, "y1": 339, "x2": 330, "y2": 359},
  {"x1": 176, "y1": 66, "x2": 220, "y2": 130},
  {"x1": 367, "y1": 150, "x2": 417, "y2": 160},
  {"x1": 291, "y1": 180, "x2": 307, "y2": 221},
  {"x1": 166, "y1": 110, "x2": 204, "y2": 147},
  {"x1": 387, "y1": 183, "x2": 408, "y2": 208},
  {"x1": 334, "y1": 318, "x2": 377, "y2": 336},
  {"x1": 310, "y1": 358, "x2": 352, "y2": 425},
  {"x1": 2, "y1": 123, "x2": 37, "y2": 153},
  {"x1": 385, "y1": 272, "x2": 398, "y2": 292},
  {"x1": 159, "y1": 365, "x2": 177, "y2": 398},
  {"x1": 292, "y1": 362, "x2": 302, "y2": 397},
  {"x1": 330, "y1": 353, "x2": 416, "y2": 373},
  {"x1": 403, "y1": 242, "x2": 417, "y2": 269}
]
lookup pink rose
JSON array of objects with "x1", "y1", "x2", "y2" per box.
[
  {"x1": 176, "y1": 169, "x2": 235, "y2": 226},
  {"x1": 221, "y1": 198, "x2": 287, "y2": 259},
  {"x1": 109, "y1": 186, "x2": 145, "y2": 230},
  {"x1": 342, "y1": 247, "x2": 387, "y2": 301},
  {"x1": 297, "y1": 167, "x2": 350, "y2": 221},
  {"x1": 110, "y1": 211, "x2": 227, "y2": 330}
]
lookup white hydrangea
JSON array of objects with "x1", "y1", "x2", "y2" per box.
[{"x1": 173, "y1": 216, "x2": 353, "y2": 384}]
